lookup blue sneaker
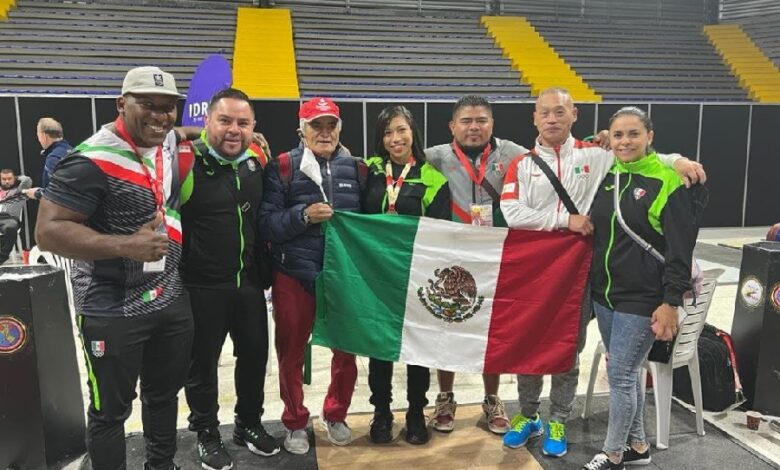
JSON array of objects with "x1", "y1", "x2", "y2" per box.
[
  {"x1": 502, "y1": 414, "x2": 543, "y2": 448},
  {"x1": 542, "y1": 421, "x2": 568, "y2": 457}
]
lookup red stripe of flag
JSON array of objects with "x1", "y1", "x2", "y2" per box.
[
  {"x1": 484, "y1": 230, "x2": 592, "y2": 374},
  {"x1": 166, "y1": 226, "x2": 182, "y2": 245}
]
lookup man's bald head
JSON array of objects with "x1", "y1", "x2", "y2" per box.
[
  {"x1": 533, "y1": 87, "x2": 578, "y2": 147},
  {"x1": 36, "y1": 117, "x2": 64, "y2": 149},
  {"x1": 37, "y1": 118, "x2": 64, "y2": 138}
]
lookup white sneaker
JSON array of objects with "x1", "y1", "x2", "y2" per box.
[
  {"x1": 283, "y1": 429, "x2": 309, "y2": 455},
  {"x1": 433, "y1": 392, "x2": 457, "y2": 432},
  {"x1": 319, "y1": 418, "x2": 352, "y2": 446}
]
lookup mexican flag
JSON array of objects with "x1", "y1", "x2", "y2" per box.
[{"x1": 312, "y1": 212, "x2": 592, "y2": 375}]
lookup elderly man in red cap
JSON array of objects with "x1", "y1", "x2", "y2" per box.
[{"x1": 257, "y1": 97, "x2": 366, "y2": 454}]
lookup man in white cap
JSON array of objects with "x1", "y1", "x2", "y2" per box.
[
  {"x1": 258, "y1": 97, "x2": 365, "y2": 454},
  {"x1": 36, "y1": 66, "x2": 195, "y2": 470}
]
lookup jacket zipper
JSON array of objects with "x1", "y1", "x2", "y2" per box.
[
  {"x1": 326, "y1": 160, "x2": 334, "y2": 209},
  {"x1": 233, "y1": 164, "x2": 244, "y2": 289}
]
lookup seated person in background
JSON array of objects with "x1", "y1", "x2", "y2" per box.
[{"x1": 0, "y1": 169, "x2": 32, "y2": 265}]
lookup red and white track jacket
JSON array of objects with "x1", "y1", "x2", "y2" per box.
[{"x1": 500, "y1": 135, "x2": 680, "y2": 231}]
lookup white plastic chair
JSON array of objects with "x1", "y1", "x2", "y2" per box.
[
  {"x1": 8, "y1": 205, "x2": 25, "y2": 263},
  {"x1": 582, "y1": 278, "x2": 718, "y2": 449}
]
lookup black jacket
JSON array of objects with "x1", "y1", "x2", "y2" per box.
[
  {"x1": 181, "y1": 140, "x2": 267, "y2": 290},
  {"x1": 590, "y1": 153, "x2": 702, "y2": 317},
  {"x1": 362, "y1": 155, "x2": 450, "y2": 219},
  {"x1": 257, "y1": 144, "x2": 363, "y2": 290}
]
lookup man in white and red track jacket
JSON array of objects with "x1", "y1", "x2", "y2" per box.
[{"x1": 498, "y1": 87, "x2": 705, "y2": 459}]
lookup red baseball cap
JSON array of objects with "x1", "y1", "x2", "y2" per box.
[{"x1": 299, "y1": 97, "x2": 340, "y2": 122}]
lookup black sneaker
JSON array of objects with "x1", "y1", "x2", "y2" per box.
[
  {"x1": 582, "y1": 453, "x2": 625, "y2": 470},
  {"x1": 197, "y1": 428, "x2": 233, "y2": 470},
  {"x1": 622, "y1": 444, "x2": 651, "y2": 466},
  {"x1": 233, "y1": 422, "x2": 281, "y2": 457},
  {"x1": 369, "y1": 409, "x2": 394, "y2": 444},
  {"x1": 404, "y1": 410, "x2": 429, "y2": 445}
]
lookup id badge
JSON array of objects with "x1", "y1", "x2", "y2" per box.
[
  {"x1": 143, "y1": 221, "x2": 168, "y2": 273},
  {"x1": 143, "y1": 256, "x2": 166, "y2": 274},
  {"x1": 470, "y1": 203, "x2": 494, "y2": 227}
]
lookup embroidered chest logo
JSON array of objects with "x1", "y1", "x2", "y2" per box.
[
  {"x1": 633, "y1": 188, "x2": 647, "y2": 200},
  {"x1": 417, "y1": 266, "x2": 484, "y2": 323},
  {"x1": 91, "y1": 340, "x2": 106, "y2": 358},
  {"x1": 574, "y1": 165, "x2": 590, "y2": 179},
  {"x1": 491, "y1": 162, "x2": 505, "y2": 176},
  {"x1": 247, "y1": 159, "x2": 257, "y2": 172}
]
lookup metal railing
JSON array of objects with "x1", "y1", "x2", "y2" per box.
[{"x1": 270, "y1": 0, "x2": 714, "y2": 22}]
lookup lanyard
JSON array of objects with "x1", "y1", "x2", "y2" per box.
[
  {"x1": 453, "y1": 139, "x2": 492, "y2": 186},
  {"x1": 385, "y1": 157, "x2": 415, "y2": 214},
  {"x1": 114, "y1": 117, "x2": 165, "y2": 213}
]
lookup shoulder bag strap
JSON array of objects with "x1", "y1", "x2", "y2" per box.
[
  {"x1": 613, "y1": 170, "x2": 664, "y2": 263},
  {"x1": 530, "y1": 154, "x2": 579, "y2": 215}
]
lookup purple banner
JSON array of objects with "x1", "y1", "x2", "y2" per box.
[{"x1": 182, "y1": 54, "x2": 232, "y2": 127}]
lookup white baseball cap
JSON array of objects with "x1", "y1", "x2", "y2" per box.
[{"x1": 121, "y1": 66, "x2": 184, "y2": 98}]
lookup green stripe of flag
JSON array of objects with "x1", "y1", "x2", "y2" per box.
[{"x1": 313, "y1": 212, "x2": 419, "y2": 361}]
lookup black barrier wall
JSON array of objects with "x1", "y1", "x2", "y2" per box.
[{"x1": 2, "y1": 96, "x2": 778, "y2": 247}]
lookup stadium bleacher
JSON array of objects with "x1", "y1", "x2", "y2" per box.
[
  {"x1": 0, "y1": 0, "x2": 242, "y2": 94},
  {"x1": 276, "y1": 3, "x2": 532, "y2": 99},
  {"x1": 525, "y1": 17, "x2": 749, "y2": 101},
  {"x1": 0, "y1": 0, "x2": 776, "y2": 102},
  {"x1": 728, "y1": 13, "x2": 780, "y2": 69}
]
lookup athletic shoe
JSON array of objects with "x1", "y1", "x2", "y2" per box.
[
  {"x1": 320, "y1": 418, "x2": 352, "y2": 446},
  {"x1": 197, "y1": 428, "x2": 233, "y2": 470},
  {"x1": 404, "y1": 410, "x2": 429, "y2": 445},
  {"x1": 502, "y1": 413, "x2": 543, "y2": 448},
  {"x1": 482, "y1": 395, "x2": 510, "y2": 434},
  {"x1": 369, "y1": 409, "x2": 394, "y2": 444},
  {"x1": 542, "y1": 421, "x2": 568, "y2": 457},
  {"x1": 432, "y1": 392, "x2": 457, "y2": 432},
  {"x1": 233, "y1": 423, "x2": 280, "y2": 457},
  {"x1": 622, "y1": 444, "x2": 651, "y2": 465},
  {"x1": 582, "y1": 453, "x2": 625, "y2": 469},
  {"x1": 283, "y1": 429, "x2": 309, "y2": 455}
]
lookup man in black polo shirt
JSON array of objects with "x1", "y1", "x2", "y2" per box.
[
  {"x1": 36, "y1": 66, "x2": 194, "y2": 470},
  {"x1": 181, "y1": 88, "x2": 278, "y2": 470}
]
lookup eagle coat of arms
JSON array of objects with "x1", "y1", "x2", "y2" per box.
[{"x1": 417, "y1": 266, "x2": 484, "y2": 323}]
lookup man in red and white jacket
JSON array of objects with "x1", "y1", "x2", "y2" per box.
[{"x1": 499, "y1": 87, "x2": 706, "y2": 459}]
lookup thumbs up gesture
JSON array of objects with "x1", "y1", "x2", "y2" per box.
[{"x1": 121, "y1": 212, "x2": 168, "y2": 262}]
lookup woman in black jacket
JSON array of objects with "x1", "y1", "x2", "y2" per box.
[
  {"x1": 363, "y1": 106, "x2": 450, "y2": 445},
  {"x1": 583, "y1": 107, "x2": 701, "y2": 470}
]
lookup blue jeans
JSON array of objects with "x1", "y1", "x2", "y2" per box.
[{"x1": 593, "y1": 301, "x2": 657, "y2": 454}]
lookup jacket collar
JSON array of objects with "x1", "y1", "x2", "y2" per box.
[
  {"x1": 200, "y1": 129, "x2": 251, "y2": 165},
  {"x1": 615, "y1": 152, "x2": 659, "y2": 174},
  {"x1": 533, "y1": 134, "x2": 575, "y2": 159},
  {"x1": 296, "y1": 141, "x2": 348, "y2": 162}
]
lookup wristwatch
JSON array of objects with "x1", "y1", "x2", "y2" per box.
[{"x1": 301, "y1": 209, "x2": 311, "y2": 226}]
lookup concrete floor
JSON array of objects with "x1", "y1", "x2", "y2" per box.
[{"x1": 25, "y1": 226, "x2": 779, "y2": 468}]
